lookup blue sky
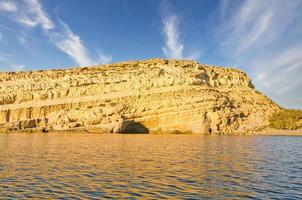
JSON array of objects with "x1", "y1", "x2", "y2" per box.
[{"x1": 0, "y1": 0, "x2": 301, "y2": 109}]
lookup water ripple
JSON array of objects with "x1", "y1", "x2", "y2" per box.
[{"x1": 0, "y1": 134, "x2": 302, "y2": 199}]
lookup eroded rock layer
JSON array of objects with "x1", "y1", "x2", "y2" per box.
[{"x1": 0, "y1": 59, "x2": 282, "y2": 134}]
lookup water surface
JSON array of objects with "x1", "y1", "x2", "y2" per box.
[{"x1": 0, "y1": 133, "x2": 302, "y2": 199}]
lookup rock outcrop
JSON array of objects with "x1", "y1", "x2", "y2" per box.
[{"x1": 0, "y1": 59, "x2": 282, "y2": 134}]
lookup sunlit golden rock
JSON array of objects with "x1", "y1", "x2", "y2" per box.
[{"x1": 0, "y1": 58, "x2": 282, "y2": 134}]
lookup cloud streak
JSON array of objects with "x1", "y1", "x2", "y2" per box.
[
  {"x1": 162, "y1": 14, "x2": 184, "y2": 59},
  {"x1": 216, "y1": 0, "x2": 302, "y2": 108},
  {"x1": 0, "y1": 0, "x2": 16, "y2": 12},
  {"x1": 217, "y1": 0, "x2": 301, "y2": 55},
  {"x1": 49, "y1": 21, "x2": 96, "y2": 66},
  {"x1": 160, "y1": 1, "x2": 199, "y2": 60},
  {"x1": 0, "y1": 54, "x2": 25, "y2": 71},
  {"x1": 0, "y1": 0, "x2": 112, "y2": 66},
  {"x1": 21, "y1": 0, "x2": 54, "y2": 31}
]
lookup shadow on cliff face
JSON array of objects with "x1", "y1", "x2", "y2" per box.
[
  {"x1": 114, "y1": 120, "x2": 149, "y2": 134},
  {"x1": 195, "y1": 72, "x2": 210, "y2": 85}
]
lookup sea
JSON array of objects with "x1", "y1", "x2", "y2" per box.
[{"x1": 0, "y1": 133, "x2": 302, "y2": 199}]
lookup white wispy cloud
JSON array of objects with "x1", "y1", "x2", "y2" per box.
[
  {"x1": 49, "y1": 21, "x2": 94, "y2": 66},
  {"x1": 162, "y1": 14, "x2": 184, "y2": 59},
  {"x1": 0, "y1": 0, "x2": 112, "y2": 66},
  {"x1": 253, "y1": 46, "x2": 302, "y2": 93},
  {"x1": 97, "y1": 50, "x2": 112, "y2": 64},
  {"x1": 0, "y1": 0, "x2": 17, "y2": 12},
  {"x1": 160, "y1": 1, "x2": 199, "y2": 60},
  {"x1": 49, "y1": 21, "x2": 112, "y2": 66},
  {"x1": 217, "y1": 0, "x2": 302, "y2": 108},
  {"x1": 17, "y1": 34, "x2": 27, "y2": 46},
  {"x1": 1, "y1": 0, "x2": 54, "y2": 30},
  {"x1": 219, "y1": 0, "x2": 229, "y2": 18},
  {"x1": 0, "y1": 54, "x2": 25, "y2": 71},
  {"x1": 217, "y1": 0, "x2": 301, "y2": 55},
  {"x1": 20, "y1": 0, "x2": 54, "y2": 30},
  {"x1": 11, "y1": 64, "x2": 25, "y2": 71}
]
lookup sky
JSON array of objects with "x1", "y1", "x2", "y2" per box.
[{"x1": 0, "y1": 0, "x2": 301, "y2": 109}]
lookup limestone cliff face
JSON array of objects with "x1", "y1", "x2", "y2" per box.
[{"x1": 0, "y1": 59, "x2": 282, "y2": 134}]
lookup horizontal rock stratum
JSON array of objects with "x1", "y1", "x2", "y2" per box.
[{"x1": 0, "y1": 59, "x2": 282, "y2": 134}]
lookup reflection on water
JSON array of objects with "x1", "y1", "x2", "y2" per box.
[{"x1": 0, "y1": 133, "x2": 302, "y2": 199}]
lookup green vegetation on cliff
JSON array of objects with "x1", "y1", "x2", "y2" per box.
[{"x1": 269, "y1": 110, "x2": 302, "y2": 130}]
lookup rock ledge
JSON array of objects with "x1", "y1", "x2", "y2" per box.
[{"x1": 0, "y1": 58, "x2": 281, "y2": 134}]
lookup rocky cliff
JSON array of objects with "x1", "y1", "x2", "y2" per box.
[{"x1": 0, "y1": 59, "x2": 282, "y2": 134}]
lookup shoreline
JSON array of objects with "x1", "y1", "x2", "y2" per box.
[
  {"x1": 1, "y1": 128, "x2": 302, "y2": 136},
  {"x1": 252, "y1": 129, "x2": 302, "y2": 136}
]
